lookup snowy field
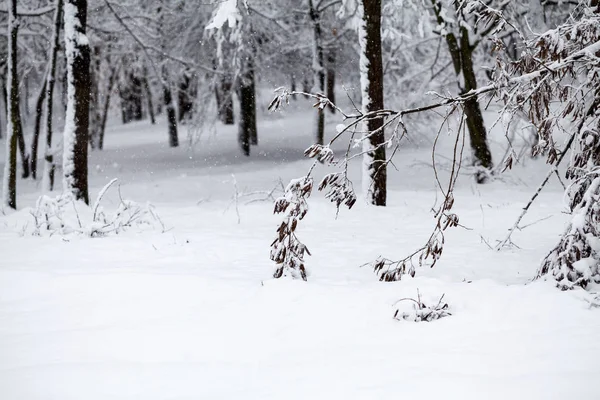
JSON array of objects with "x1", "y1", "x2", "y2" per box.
[{"x1": 1, "y1": 100, "x2": 599, "y2": 399}]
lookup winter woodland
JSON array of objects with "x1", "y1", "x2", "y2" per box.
[{"x1": 0, "y1": 0, "x2": 599, "y2": 398}]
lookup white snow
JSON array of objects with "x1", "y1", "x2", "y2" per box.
[
  {"x1": 1, "y1": 96, "x2": 599, "y2": 399},
  {"x1": 206, "y1": 0, "x2": 241, "y2": 30}
]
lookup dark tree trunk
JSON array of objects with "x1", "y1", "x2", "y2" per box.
[
  {"x1": 42, "y1": 0, "x2": 64, "y2": 192},
  {"x1": 63, "y1": 0, "x2": 90, "y2": 204},
  {"x1": 120, "y1": 71, "x2": 143, "y2": 124},
  {"x1": 359, "y1": 0, "x2": 386, "y2": 206},
  {"x1": 237, "y1": 59, "x2": 257, "y2": 155},
  {"x1": 326, "y1": 48, "x2": 336, "y2": 113},
  {"x1": 219, "y1": 74, "x2": 235, "y2": 125},
  {"x1": 431, "y1": 0, "x2": 493, "y2": 183},
  {"x1": 30, "y1": 79, "x2": 48, "y2": 179},
  {"x1": 308, "y1": 0, "x2": 325, "y2": 145},
  {"x1": 290, "y1": 74, "x2": 297, "y2": 100},
  {"x1": 163, "y1": 82, "x2": 178, "y2": 147},
  {"x1": 17, "y1": 122, "x2": 30, "y2": 179},
  {"x1": 3, "y1": 0, "x2": 21, "y2": 208},
  {"x1": 178, "y1": 72, "x2": 194, "y2": 122},
  {"x1": 158, "y1": 0, "x2": 178, "y2": 147},
  {"x1": 459, "y1": 30, "x2": 492, "y2": 182},
  {"x1": 98, "y1": 64, "x2": 118, "y2": 150},
  {"x1": 89, "y1": 45, "x2": 101, "y2": 150}
]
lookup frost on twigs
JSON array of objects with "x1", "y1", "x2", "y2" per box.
[
  {"x1": 26, "y1": 179, "x2": 164, "y2": 237},
  {"x1": 268, "y1": 87, "x2": 334, "y2": 113},
  {"x1": 393, "y1": 290, "x2": 451, "y2": 322},
  {"x1": 270, "y1": 177, "x2": 313, "y2": 281}
]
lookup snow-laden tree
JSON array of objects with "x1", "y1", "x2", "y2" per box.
[
  {"x1": 520, "y1": 3, "x2": 600, "y2": 289},
  {"x1": 62, "y1": 0, "x2": 90, "y2": 203}
]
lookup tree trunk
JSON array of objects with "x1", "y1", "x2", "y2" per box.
[
  {"x1": 89, "y1": 45, "x2": 101, "y2": 150},
  {"x1": 326, "y1": 48, "x2": 336, "y2": 113},
  {"x1": 359, "y1": 0, "x2": 386, "y2": 206},
  {"x1": 98, "y1": 64, "x2": 118, "y2": 150},
  {"x1": 2, "y1": 0, "x2": 21, "y2": 209},
  {"x1": 238, "y1": 61, "x2": 257, "y2": 155},
  {"x1": 459, "y1": 27, "x2": 492, "y2": 183},
  {"x1": 431, "y1": 0, "x2": 493, "y2": 183},
  {"x1": 141, "y1": 68, "x2": 155, "y2": 125},
  {"x1": 42, "y1": 0, "x2": 64, "y2": 193},
  {"x1": 163, "y1": 80, "x2": 178, "y2": 147},
  {"x1": 219, "y1": 74, "x2": 235, "y2": 125},
  {"x1": 290, "y1": 73, "x2": 297, "y2": 100},
  {"x1": 308, "y1": 0, "x2": 325, "y2": 145},
  {"x1": 178, "y1": 71, "x2": 194, "y2": 122},
  {"x1": 30, "y1": 79, "x2": 48, "y2": 179},
  {"x1": 158, "y1": 0, "x2": 178, "y2": 147},
  {"x1": 120, "y1": 71, "x2": 143, "y2": 124},
  {"x1": 17, "y1": 123, "x2": 30, "y2": 179},
  {"x1": 63, "y1": 0, "x2": 90, "y2": 204}
]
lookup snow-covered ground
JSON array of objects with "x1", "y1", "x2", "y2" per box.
[{"x1": 1, "y1": 99, "x2": 599, "y2": 399}]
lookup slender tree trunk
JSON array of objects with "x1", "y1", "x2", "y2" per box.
[
  {"x1": 89, "y1": 46, "x2": 101, "y2": 150},
  {"x1": 30, "y1": 79, "x2": 48, "y2": 179},
  {"x1": 157, "y1": 0, "x2": 178, "y2": 147},
  {"x1": 359, "y1": 0, "x2": 386, "y2": 206},
  {"x1": 459, "y1": 27, "x2": 492, "y2": 183},
  {"x1": 42, "y1": 0, "x2": 64, "y2": 193},
  {"x1": 238, "y1": 60, "x2": 257, "y2": 155},
  {"x1": 17, "y1": 123, "x2": 30, "y2": 178},
  {"x1": 141, "y1": 67, "x2": 155, "y2": 125},
  {"x1": 308, "y1": 0, "x2": 325, "y2": 145},
  {"x1": 178, "y1": 71, "x2": 194, "y2": 122},
  {"x1": 98, "y1": 64, "x2": 118, "y2": 150},
  {"x1": 2, "y1": 0, "x2": 21, "y2": 209},
  {"x1": 163, "y1": 80, "x2": 178, "y2": 147},
  {"x1": 220, "y1": 74, "x2": 235, "y2": 125},
  {"x1": 63, "y1": 0, "x2": 90, "y2": 204},
  {"x1": 431, "y1": 0, "x2": 492, "y2": 183},
  {"x1": 290, "y1": 73, "x2": 297, "y2": 100},
  {"x1": 120, "y1": 71, "x2": 143, "y2": 124},
  {"x1": 24, "y1": 76, "x2": 30, "y2": 119},
  {"x1": 326, "y1": 48, "x2": 336, "y2": 113}
]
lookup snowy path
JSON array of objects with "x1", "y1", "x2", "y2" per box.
[{"x1": 1, "y1": 106, "x2": 599, "y2": 399}]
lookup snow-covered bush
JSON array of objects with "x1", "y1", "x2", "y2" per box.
[
  {"x1": 270, "y1": 177, "x2": 313, "y2": 281},
  {"x1": 27, "y1": 179, "x2": 164, "y2": 237},
  {"x1": 393, "y1": 291, "x2": 451, "y2": 322}
]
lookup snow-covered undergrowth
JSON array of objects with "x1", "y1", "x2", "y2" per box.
[
  {"x1": 1, "y1": 107, "x2": 599, "y2": 399},
  {"x1": 393, "y1": 290, "x2": 451, "y2": 322},
  {"x1": 16, "y1": 179, "x2": 163, "y2": 237}
]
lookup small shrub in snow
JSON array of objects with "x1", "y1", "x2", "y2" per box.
[
  {"x1": 270, "y1": 177, "x2": 313, "y2": 280},
  {"x1": 27, "y1": 179, "x2": 163, "y2": 237},
  {"x1": 393, "y1": 291, "x2": 451, "y2": 322}
]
